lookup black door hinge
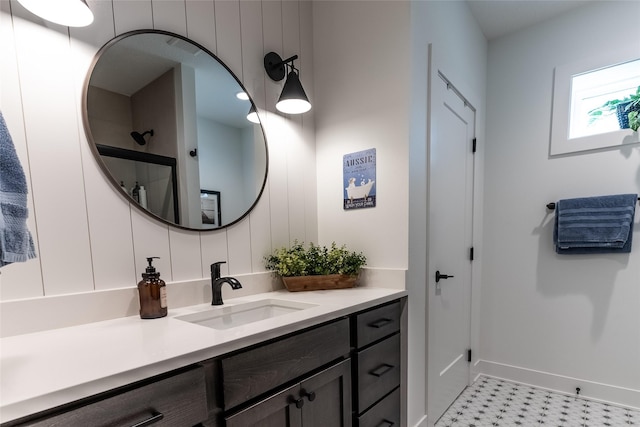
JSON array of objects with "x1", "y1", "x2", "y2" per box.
[
  {"x1": 472, "y1": 138, "x2": 477, "y2": 153},
  {"x1": 467, "y1": 349, "x2": 472, "y2": 362},
  {"x1": 470, "y1": 247, "x2": 474, "y2": 261}
]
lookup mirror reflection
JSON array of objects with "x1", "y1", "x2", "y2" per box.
[{"x1": 84, "y1": 30, "x2": 268, "y2": 230}]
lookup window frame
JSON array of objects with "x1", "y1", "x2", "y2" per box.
[{"x1": 550, "y1": 47, "x2": 640, "y2": 156}]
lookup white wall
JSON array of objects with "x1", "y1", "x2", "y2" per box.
[
  {"x1": 197, "y1": 117, "x2": 246, "y2": 225},
  {"x1": 175, "y1": 63, "x2": 202, "y2": 228},
  {"x1": 313, "y1": 2, "x2": 487, "y2": 425},
  {"x1": 312, "y1": 1, "x2": 412, "y2": 423},
  {"x1": 481, "y1": 1, "x2": 640, "y2": 407},
  {"x1": 313, "y1": 1, "x2": 410, "y2": 267},
  {"x1": 0, "y1": 0, "x2": 317, "y2": 307},
  {"x1": 313, "y1": 1, "x2": 487, "y2": 426}
]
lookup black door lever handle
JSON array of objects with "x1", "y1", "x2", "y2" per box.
[{"x1": 435, "y1": 270, "x2": 454, "y2": 283}]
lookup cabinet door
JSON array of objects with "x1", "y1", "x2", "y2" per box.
[
  {"x1": 225, "y1": 384, "x2": 302, "y2": 427},
  {"x1": 301, "y1": 360, "x2": 352, "y2": 427}
]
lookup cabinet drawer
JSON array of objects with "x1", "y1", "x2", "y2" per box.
[
  {"x1": 222, "y1": 318, "x2": 350, "y2": 409},
  {"x1": 24, "y1": 367, "x2": 208, "y2": 427},
  {"x1": 356, "y1": 302, "x2": 400, "y2": 348},
  {"x1": 357, "y1": 388, "x2": 400, "y2": 427},
  {"x1": 357, "y1": 334, "x2": 400, "y2": 413}
]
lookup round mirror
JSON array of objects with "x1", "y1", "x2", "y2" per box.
[{"x1": 83, "y1": 30, "x2": 268, "y2": 230}]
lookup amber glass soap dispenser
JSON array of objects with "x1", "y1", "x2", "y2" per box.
[{"x1": 137, "y1": 257, "x2": 167, "y2": 319}]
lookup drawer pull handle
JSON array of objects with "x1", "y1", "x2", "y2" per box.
[
  {"x1": 129, "y1": 411, "x2": 164, "y2": 427},
  {"x1": 301, "y1": 389, "x2": 316, "y2": 402},
  {"x1": 377, "y1": 420, "x2": 395, "y2": 427},
  {"x1": 370, "y1": 363, "x2": 394, "y2": 377},
  {"x1": 369, "y1": 318, "x2": 393, "y2": 328}
]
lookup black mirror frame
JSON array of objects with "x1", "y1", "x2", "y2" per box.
[{"x1": 81, "y1": 29, "x2": 269, "y2": 231}]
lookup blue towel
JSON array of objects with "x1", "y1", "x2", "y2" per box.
[
  {"x1": 553, "y1": 194, "x2": 637, "y2": 254},
  {"x1": 0, "y1": 111, "x2": 36, "y2": 267}
]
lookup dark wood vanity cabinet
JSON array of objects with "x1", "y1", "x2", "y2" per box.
[
  {"x1": 3, "y1": 297, "x2": 406, "y2": 427},
  {"x1": 220, "y1": 318, "x2": 352, "y2": 427},
  {"x1": 217, "y1": 298, "x2": 406, "y2": 427}
]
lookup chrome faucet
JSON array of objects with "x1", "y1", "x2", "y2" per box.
[{"x1": 211, "y1": 261, "x2": 242, "y2": 305}]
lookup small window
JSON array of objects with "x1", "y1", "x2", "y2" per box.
[
  {"x1": 570, "y1": 59, "x2": 640, "y2": 139},
  {"x1": 550, "y1": 48, "x2": 640, "y2": 156}
]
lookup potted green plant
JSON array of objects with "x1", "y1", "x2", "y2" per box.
[
  {"x1": 629, "y1": 109, "x2": 640, "y2": 132},
  {"x1": 588, "y1": 85, "x2": 640, "y2": 131},
  {"x1": 264, "y1": 241, "x2": 367, "y2": 291}
]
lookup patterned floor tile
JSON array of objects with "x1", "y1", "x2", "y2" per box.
[{"x1": 435, "y1": 376, "x2": 640, "y2": 427}]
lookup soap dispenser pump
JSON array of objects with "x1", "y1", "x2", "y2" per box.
[{"x1": 137, "y1": 256, "x2": 167, "y2": 319}]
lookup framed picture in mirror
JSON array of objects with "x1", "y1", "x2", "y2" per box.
[{"x1": 201, "y1": 190, "x2": 221, "y2": 227}]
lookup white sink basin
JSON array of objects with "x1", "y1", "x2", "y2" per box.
[{"x1": 175, "y1": 299, "x2": 317, "y2": 330}]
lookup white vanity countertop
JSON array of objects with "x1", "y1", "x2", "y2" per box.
[{"x1": 0, "y1": 287, "x2": 406, "y2": 423}]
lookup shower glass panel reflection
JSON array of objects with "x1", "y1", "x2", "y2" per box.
[{"x1": 97, "y1": 144, "x2": 179, "y2": 224}]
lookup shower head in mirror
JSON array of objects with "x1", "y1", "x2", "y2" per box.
[{"x1": 130, "y1": 129, "x2": 154, "y2": 145}]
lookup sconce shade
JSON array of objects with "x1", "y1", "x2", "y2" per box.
[
  {"x1": 276, "y1": 71, "x2": 312, "y2": 114},
  {"x1": 247, "y1": 105, "x2": 260, "y2": 124},
  {"x1": 17, "y1": 0, "x2": 94, "y2": 27},
  {"x1": 264, "y1": 51, "x2": 311, "y2": 115}
]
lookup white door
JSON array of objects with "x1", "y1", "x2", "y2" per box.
[{"x1": 427, "y1": 71, "x2": 475, "y2": 425}]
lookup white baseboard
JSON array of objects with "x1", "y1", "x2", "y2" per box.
[{"x1": 475, "y1": 359, "x2": 640, "y2": 410}]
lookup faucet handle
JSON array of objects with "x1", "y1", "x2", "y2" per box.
[{"x1": 211, "y1": 261, "x2": 226, "y2": 279}]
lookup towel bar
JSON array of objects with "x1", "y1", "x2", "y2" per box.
[{"x1": 546, "y1": 197, "x2": 640, "y2": 210}]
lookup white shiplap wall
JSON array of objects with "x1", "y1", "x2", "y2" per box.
[{"x1": 0, "y1": 0, "x2": 317, "y2": 301}]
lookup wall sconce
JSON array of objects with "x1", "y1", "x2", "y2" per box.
[
  {"x1": 130, "y1": 129, "x2": 154, "y2": 146},
  {"x1": 247, "y1": 105, "x2": 260, "y2": 124},
  {"x1": 17, "y1": 0, "x2": 94, "y2": 27},
  {"x1": 264, "y1": 52, "x2": 311, "y2": 114}
]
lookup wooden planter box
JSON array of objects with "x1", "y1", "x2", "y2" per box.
[{"x1": 281, "y1": 274, "x2": 358, "y2": 292}]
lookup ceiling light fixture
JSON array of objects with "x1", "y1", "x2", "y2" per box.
[
  {"x1": 247, "y1": 105, "x2": 260, "y2": 124},
  {"x1": 17, "y1": 0, "x2": 94, "y2": 27},
  {"x1": 236, "y1": 91, "x2": 250, "y2": 101},
  {"x1": 263, "y1": 52, "x2": 311, "y2": 115}
]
